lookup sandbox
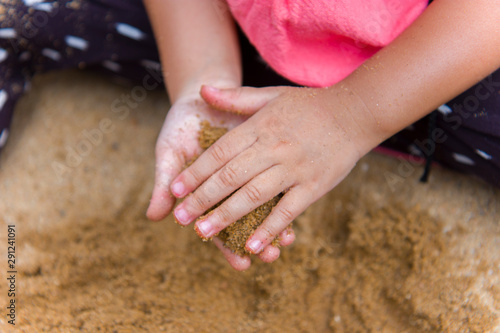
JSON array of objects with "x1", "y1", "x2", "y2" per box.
[{"x1": 0, "y1": 71, "x2": 498, "y2": 332}]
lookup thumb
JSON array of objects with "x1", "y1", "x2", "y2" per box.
[{"x1": 200, "y1": 85, "x2": 284, "y2": 115}]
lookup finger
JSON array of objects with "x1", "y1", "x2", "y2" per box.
[
  {"x1": 246, "y1": 188, "x2": 308, "y2": 254},
  {"x1": 257, "y1": 245, "x2": 281, "y2": 263},
  {"x1": 213, "y1": 237, "x2": 251, "y2": 271},
  {"x1": 278, "y1": 227, "x2": 296, "y2": 247},
  {"x1": 173, "y1": 143, "x2": 268, "y2": 226},
  {"x1": 193, "y1": 165, "x2": 289, "y2": 238},
  {"x1": 147, "y1": 147, "x2": 185, "y2": 221},
  {"x1": 170, "y1": 125, "x2": 255, "y2": 200},
  {"x1": 257, "y1": 227, "x2": 295, "y2": 263},
  {"x1": 200, "y1": 85, "x2": 284, "y2": 115},
  {"x1": 176, "y1": 144, "x2": 271, "y2": 227}
]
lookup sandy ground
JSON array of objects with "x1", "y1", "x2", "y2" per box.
[{"x1": 0, "y1": 70, "x2": 499, "y2": 332}]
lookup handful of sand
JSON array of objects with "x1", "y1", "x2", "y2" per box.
[{"x1": 191, "y1": 121, "x2": 281, "y2": 256}]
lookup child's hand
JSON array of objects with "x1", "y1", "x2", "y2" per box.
[
  {"x1": 146, "y1": 93, "x2": 297, "y2": 270},
  {"x1": 170, "y1": 85, "x2": 379, "y2": 259},
  {"x1": 213, "y1": 226, "x2": 296, "y2": 271},
  {"x1": 146, "y1": 94, "x2": 243, "y2": 221}
]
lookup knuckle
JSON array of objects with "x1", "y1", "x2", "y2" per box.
[
  {"x1": 216, "y1": 205, "x2": 234, "y2": 225},
  {"x1": 276, "y1": 207, "x2": 295, "y2": 223},
  {"x1": 209, "y1": 141, "x2": 229, "y2": 165},
  {"x1": 187, "y1": 167, "x2": 204, "y2": 185},
  {"x1": 190, "y1": 192, "x2": 209, "y2": 212},
  {"x1": 260, "y1": 224, "x2": 277, "y2": 241},
  {"x1": 219, "y1": 165, "x2": 239, "y2": 188},
  {"x1": 243, "y1": 184, "x2": 262, "y2": 205},
  {"x1": 264, "y1": 116, "x2": 282, "y2": 137}
]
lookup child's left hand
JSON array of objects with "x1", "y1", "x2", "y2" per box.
[{"x1": 170, "y1": 84, "x2": 381, "y2": 260}]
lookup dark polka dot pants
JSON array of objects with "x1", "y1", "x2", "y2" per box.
[
  {"x1": 381, "y1": 69, "x2": 500, "y2": 187},
  {"x1": 0, "y1": 0, "x2": 161, "y2": 150}
]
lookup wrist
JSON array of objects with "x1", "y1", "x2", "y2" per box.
[
  {"x1": 320, "y1": 83, "x2": 388, "y2": 158},
  {"x1": 167, "y1": 65, "x2": 242, "y2": 104}
]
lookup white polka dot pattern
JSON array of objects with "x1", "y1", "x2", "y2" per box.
[
  {"x1": 65, "y1": 36, "x2": 89, "y2": 51},
  {"x1": 41, "y1": 48, "x2": 62, "y2": 61},
  {"x1": 102, "y1": 60, "x2": 122, "y2": 72},
  {"x1": 0, "y1": 29, "x2": 17, "y2": 39},
  {"x1": 0, "y1": 128, "x2": 9, "y2": 148},
  {"x1": 116, "y1": 23, "x2": 146, "y2": 41},
  {"x1": 437, "y1": 104, "x2": 452, "y2": 115},
  {"x1": 23, "y1": 0, "x2": 44, "y2": 6},
  {"x1": 32, "y1": 3, "x2": 54, "y2": 12},
  {"x1": 475, "y1": 149, "x2": 492, "y2": 160},
  {"x1": 452, "y1": 152, "x2": 475, "y2": 166},
  {"x1": 140, "y1": 59, "x2": 161, "y2": 71},
  {"x1": 0, "y1": 48, "x2": 7, "y2": 63},
  {"x1": 0, "y1": 90, "x2": 7, "y2": 111}
]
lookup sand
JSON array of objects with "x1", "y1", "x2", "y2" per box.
[
  {"x1": 0, "y1": 70, "x2": 499, "y2": 332},
  {"x1": 197, "y1": 121, "x2": 228, "y2": 150},
  {"x1": 215, "y1": 194, "x2": 282, "y2": 256}
]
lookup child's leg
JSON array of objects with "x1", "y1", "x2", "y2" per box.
[
  {"x1": 9, "y1": 0, "x2": 160, "y2": 76},
  {"x1": 381, "y1": 69, "x2": 500, "y2": 187},
  {"x1": 0, "y1": 0, "x2": 161, "y2": 153},
  {"x1": 434, "y1": 69, "x2": 500, "y2": 186}
]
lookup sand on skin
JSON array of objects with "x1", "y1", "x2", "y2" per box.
[{"x1": 0, "y1": 70, "x2": 499, "y2": 332}]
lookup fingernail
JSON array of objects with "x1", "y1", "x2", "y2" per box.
[
  {"x1": 196, "y1": 219, "x2": 214, "y2": 238},
  {"x1": 247, "y1": 239, "x2": 264, "y2": 254},
  {"x1": 174, "y1": 207, "x2": 190, "y2": 225},
  {"x1": 171, "y1": 181, "x2": 186, "y2": 197}
]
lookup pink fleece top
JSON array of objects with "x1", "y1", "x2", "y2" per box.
[{"x1": 227, "y1": 0, "x2": 428, "y2": 87}]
